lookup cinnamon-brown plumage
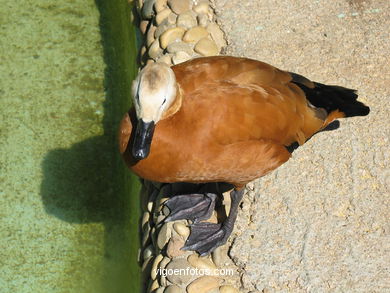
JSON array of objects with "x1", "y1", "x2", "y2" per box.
[{"x1": 119, "y1": 56, "x2": 369, "y2": 255}]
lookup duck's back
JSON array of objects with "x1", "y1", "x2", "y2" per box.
[{"x1": 172, "y1": 56, "x2": 325, "y2": 146}]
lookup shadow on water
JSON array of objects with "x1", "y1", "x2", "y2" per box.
[{"x1": 40, "y1": 1, "x2": 141, "y2": 292}]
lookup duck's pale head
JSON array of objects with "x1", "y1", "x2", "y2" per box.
[{"x1": 131, "y1": 62, "x2": 177, "y2": 160}]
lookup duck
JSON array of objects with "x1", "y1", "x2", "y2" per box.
[{"x1": 119, "y1": 56, "x2": 370, "y2": 256}]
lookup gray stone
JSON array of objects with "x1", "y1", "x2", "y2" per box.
[
  {"x1": 143, "y1": 244, "x2": 154, "y2": 261},
  {"x1": 142, "y1": 0, "x2": 156, "y2": 19}
]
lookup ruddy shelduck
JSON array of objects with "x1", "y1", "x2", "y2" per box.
[{"x1": 119, "y1": 56, "x2": 370, "y2": 256}]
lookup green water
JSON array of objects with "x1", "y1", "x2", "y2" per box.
[{"x1": 0, "y1": 0, "x2": 141, "y2": 292}]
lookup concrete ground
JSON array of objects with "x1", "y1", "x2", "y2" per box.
[{"x1": 213, "y1": 0, "x2": 389, "y2": 292}]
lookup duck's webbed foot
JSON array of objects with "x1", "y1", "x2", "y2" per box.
[
  {"x1": 171, "y1": 189, "x2": 244, "y2": 256},
  {"x1": 164, "y1": 193, "x2": 217, "y2": 223}
]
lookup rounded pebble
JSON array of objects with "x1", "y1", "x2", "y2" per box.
[
  {"x1": 183, "y1": 26, "x2": 209, "y2": 43},
  {"x1": 206, "y1": 23, "x2": 227, "y2": 51},
  {"x1": 164, "y1": 285, "x2": 182, "y2": 293},
  {"x1": 149, "y1": 279, "x2": 159, "y2": 292},
  {"x1": 211, "y1": 247, "x2": 222, "y2": 267},
  {"x1": 197, "y1": 14, "x2": 209, "y2": 27},
  {"x1": 194, "y1": 37, "x2": 219, "y2": 56},
  {"x1": 193, "y1": 2, "x2": 209, "y2": 15},
  {"x1": 168, "y1": 12, "x2": 178, "y2": 25},
  {"x1": 158, "y1": 196, "x2": 170, "y2": 210},
  {"x1": 151, "y1": 253, "x2": 164, "y2": 280},
  {"x1": 157, "y1": 54, "x2": 173, "y2": 65},
  {"x1": 167, "y1": 0, "x2": 192, "y2": 14},
  {"x1": 155, "y1": 287, "x2": 166, "y2": 293},
  {"x1": 142, "y1": 211, "x2": 150, "y2": 229},
  {"x1": 173, "y1": 222, "x2": 190, "y2": 239},
  {"x1": 142, "y1": 255, "x2": 154, "y2": 278},
  {"x1": 140, "y1": 20, "x2": 149, "y2": 34},
  {"x1": 143, "y1": 244, "x2": 154, "y2": 261},
  {"x1": 155, "y1": 0, "x2": 167, "y2": 12},
  {"x1": 187, "y1": 254, "x2": 217, "y2": 271},
  {"x1": 157, "y1": 222, "x2": 172, "y2": 249},
  {"x1": 167, "y1": 41, "x2": 194, "y2": 55},
  {"x1": 142, "y1": 222, "x2": 151, "y2": 246},
  {"x1": 166, "y1": 258, "x2": 193, "y2": 285},
  {"x1": 172, "y1": 51, "x2": 192, "y2": 65},
  {"x1": 149, "y1": 39, "x2": 163, "y2": 60},
  {"x1": 156, "y1": 8, "x2": 172, "y2": 25},
  {"x1": 156, "y1": 214, "x2": 166, "y2": 225},
  {"x1": 220, "y1": 285, "x2": 239, "y2": 293},
  {"x1": 176, "y1": 11, "x2": 197, "y2": 29},
  {"x1": 160, "y1": 274, "x2": 167, "y2": 286},
  {"x1": 167, "y1": 236, "x2": 185, "y2": 257},
  {"x1": 146, "y1": 24, "x2": 157, "y2": 48},
  {"x1": 151, "y1": 226, "x2": 157, "y2": 247},
  {"x1": 186, "y1": 276, "x2": 221, "y2": 293},
  {"x1": 142, "y1": 0, "x2": 156, "y2": 19},
  {"x1": 160, "y1": 27, "x2": 186, "y2": 49},
  {"x1": 159, "y1": 256, "x2": 171, "y2": 269},
  {"x1": 154, "y1": 20, "x2": 175, "y2": 39}
]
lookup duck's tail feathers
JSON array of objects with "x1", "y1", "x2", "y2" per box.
[{"x1": 290, "y1": 72, "x2": 370, "y2": 118}]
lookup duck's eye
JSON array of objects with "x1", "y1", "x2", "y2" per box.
[{"x1": 162, "y1": 98, "x2": 167, "y2": 105}]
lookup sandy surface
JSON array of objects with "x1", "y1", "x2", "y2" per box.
[{"x1": 213, "y1": 0, "x2": 390, "y2": 291}]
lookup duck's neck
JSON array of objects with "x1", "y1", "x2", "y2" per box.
[{"x1": 161, "y1": 84, "x2": 183, "y2": 120}]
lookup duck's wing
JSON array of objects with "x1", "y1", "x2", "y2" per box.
[{"x1": 173, "y1": 56, "x2": 368, "y2": 147}]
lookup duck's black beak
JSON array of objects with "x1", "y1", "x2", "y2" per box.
[{"x1": 132, "y1": 119, "x2": 155, "y2": 160}]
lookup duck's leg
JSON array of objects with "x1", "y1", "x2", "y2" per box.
[
  {"x1": 164, "y1": 193, "x2": 217, "y2": 223},
  {"x1": 182, "y1": 188, "x2": 244, "y2": 256}
]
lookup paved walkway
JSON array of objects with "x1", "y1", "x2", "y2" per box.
[{"x1": 214, "y1": 0, "x2": 389, "y2": 291}]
